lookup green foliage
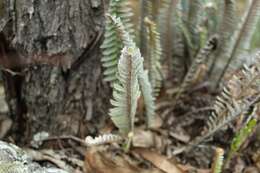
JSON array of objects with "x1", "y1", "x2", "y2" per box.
[{"x1": 101, "y1": 0, "x2": 134, "y2": 83}]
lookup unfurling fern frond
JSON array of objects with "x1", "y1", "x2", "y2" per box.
[
  {"x1": 85, "y1": 134, "x2": 122, "y2": 146},
  {"x1": 144, "y1": 17, "x2": 163, "y2": 97},
  {"x1": 216, "y1": 0, "x2": 260, "y2": 87},
  {"x1": 108, "y1": 15, "x2": 156, "y2": 128},
  {"x1": 173, "y1": 35, "x2": 218, "y2": 105},
  {"x1": 109, "y1": 47, "x2": 142, "y2": 135},
  {"x1": 101, "y1": 0, "x2": 134, "y2": 83},
  {"x1": 211, "y1": 147, "x2": 224, "y2": 173}
]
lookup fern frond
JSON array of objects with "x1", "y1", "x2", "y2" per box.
[
  {"x1": 216, "y1": 0, "x2": 260, "y2": 87},
  {"x1": 191, "y1": 55, "x2": 260, "y2": 147},
  {"x1": 109, "y1": 47, "x2": 142, "y2": 135},
  {"x1": 108, "y1": 15, "x2": 156, "y2": 128},
  {"x1": 85, "y1": 134, "x2": 122, "y2": 146},
  {"x1": 101, "y1": 0, "x2": 134, "y2": 83},
  {"x1": 173, "y1": 35, "x2": 218, "y2": 104},
  {"x1": 211, "y1": 147, "x2": 224, "y2": 173},
  {"x1": 138, "y1": 70, "x2": 156, "y2": 127},
  {"x1": 144, "y1": 17, "x2": 163, "y2": 97}
]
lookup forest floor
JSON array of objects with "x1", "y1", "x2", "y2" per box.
[{"x1": 0, "y1": 82, "x2": 260, "y2": 173}]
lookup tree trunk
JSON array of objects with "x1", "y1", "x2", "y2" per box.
[{"x1": 0, "y1": 0, "x2": 110, "y2": 143}]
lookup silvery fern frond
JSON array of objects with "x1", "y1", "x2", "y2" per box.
[
  {"x1": 109, "y1": 47, "x2": 142, "y2": 135},
  {"x1": 108, "y1": 14, "x2": 156, "y2": 129},
  {"x1": 144, "y1": 17, "x2": 163, "y2": 97},
  {"x1": 101, "y1": 0, "x2": 134, "y2": 83},
  {"x1": 85, "y1": 134, "x2": 122, "y2": 146}
]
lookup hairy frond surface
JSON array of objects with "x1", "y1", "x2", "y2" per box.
[
  {"x1": 109, "y1": 47, "x2": 142, "y2": 135},
  {"x1": 108, "y1": 15, "x2": 156, "y2": 128},
  {"x1": 101, "y1": 0, "x2": 134, "y2": 83},
  {"x1": 144, "y1": 17, "x2": 163, "y2": 97}
]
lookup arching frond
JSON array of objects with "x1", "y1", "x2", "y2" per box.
[
  {"x1": 144, "y1": 17, "x2": 163, "y2": 97},
  {"x1": 101, "y1": 0, "x2": 134, "y2": 83},
  {"x1": 109, "y1": 47, "x2": 142, "y2": 135}
]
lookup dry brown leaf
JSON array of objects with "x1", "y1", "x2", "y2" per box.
[
  {"x1": 134, "y1": 148, "x2": 184, "y2": 173},
  {"x1": 85, "y1": 147, "x2": 163, "y2": 173}
]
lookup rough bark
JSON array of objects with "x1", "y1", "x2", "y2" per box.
[{"x1": 0, "y1": 0, "x2": 110, "y2": 142}]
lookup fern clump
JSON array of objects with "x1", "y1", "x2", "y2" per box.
[{"x1": 100, "y1": 0, "x2": 134, "y2": 83}]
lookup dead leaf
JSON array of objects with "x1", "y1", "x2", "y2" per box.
[
  {"x1": 85, "y1": 147, "x2": 163, "y2": 173},
  {"x1": 134, "y1": 148, "x2": 184, "y2": 173}
]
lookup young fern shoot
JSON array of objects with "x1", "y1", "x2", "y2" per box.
[
  {"x1": 109, "y1": 46, "x2": 142, "y2": 136},
  {"x1": 101, "y1": 0, "x2": 134, "y2": 83},
  {"x1": 108, "y1": 15, "x2": 156, "y2": 130}
]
